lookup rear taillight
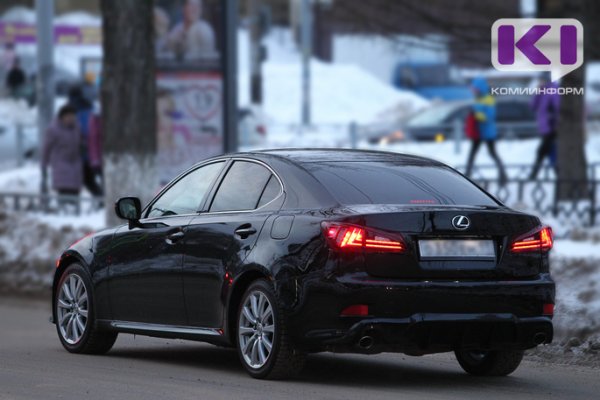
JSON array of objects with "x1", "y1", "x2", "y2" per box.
[
  {"x1": 323, "y1": 223, "x2": 405, "y2": 253},
  {"x1": 510, "y1": 226, "x2": 553, "y2": 253},
  {"x1": 340, "y1": 304, "x2": 369, "y2": 317}
]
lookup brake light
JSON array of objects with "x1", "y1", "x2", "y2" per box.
[
  {"x1": 510, "y1": 226, "x2": 553, "y2": 253},
  {"x1": 543, "y1": 303, "x2": 554, "y2": 316},
  {"x1": 323, "y1": 223, "x2": 405, "y2": 253},
  {"x1": 340, "y1": 304, "x2": 369, "y2": 317}
]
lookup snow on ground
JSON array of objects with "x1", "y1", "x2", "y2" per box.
[
  {"x1": 0, "y1": 164, "x2": 40, "y2": 193},
  {"x1": 34, "y1": 211, "x2": 105, "y2": 231},
  {"x1": 0, "y1": 99, "x2": 37, "y2": 125},
  {"x1": 531, "y1": 250, "x2": 600, "y2": 367},
  {"x1": 364, "y1": 134, "x2": 600, "y2": 169},
  {"x1": 553, "y1": 240, "x2": 600, "y2": 259},
  {"x1": 237, "y1": 29, "x2": 429, "y2": 125},
  {"x1": 0, "y1": 210, "x2": 98, "y2": 293},
  {"x1": 0, "y1": 163, "x2": 106, "y2": 231}
]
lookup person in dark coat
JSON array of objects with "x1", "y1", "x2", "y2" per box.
[
  {"x1": 5, "y1": 57, "x2": 26, "y2": 99},
  {"x1": 41, "y1": 105, "x2": 83, "y2": 198},
  {"x1": 68, "y1": 85, "x2": 103, "y2": 196},
  {"x1": 88, "y1": 107, "x2": 104, "y2": 197},
  {"x1": 529, "y1": 74, "x2": 560, "y2": 180}
]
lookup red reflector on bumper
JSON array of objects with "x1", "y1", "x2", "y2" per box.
[
  {"x1": 543, "y1": 303, "x2": 554, "y2": 316},
  {"x1": 340, "y1": 304, "x2": 369, "y2": 317}
]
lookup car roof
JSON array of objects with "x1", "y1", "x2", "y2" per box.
[
  {"x1": 190, "y1": 149, "x2": 451, "y2": 209},
  {"x1": 242, "y1": 148, "x2": 445, "y2": 166}
]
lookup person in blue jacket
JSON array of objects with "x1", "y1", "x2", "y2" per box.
[{"x1": 465, "y1": 77, "x2": 508, "y2": 183}]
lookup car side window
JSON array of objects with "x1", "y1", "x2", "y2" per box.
[
  {"x1": 210, "y1": 161, "x2": 273, "y2": 212},
  {"x1": 147, "y1": 161, "x2": 225, "y2": 218},
  {"x1": 257, "y1": 175, "x2": 282, "y2": 208},
  {"x1": 497, "y1": 102, "x2": 529, "y2": 121}
]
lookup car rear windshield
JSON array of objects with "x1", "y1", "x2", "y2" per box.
[{"x1": 307, "y1": 161, "x2": 499, "y2": 206}]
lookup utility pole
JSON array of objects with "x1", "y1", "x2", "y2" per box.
[
  {"x1": 300, "y1": 0, "x2": 312, "y2": 126},
  {"x1": 224, "y1": 0, "x2": 239, "y2": 152},
  {"x1": 35, "y1": 0, "x2": 54, "y2": 165},
  {"x1": 249, "y1": 0, "x2": 263, "y2": 104}
]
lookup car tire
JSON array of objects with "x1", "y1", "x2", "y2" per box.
[
  {"x1": 236, "y1": 279, "x2": 306, "y2": 379},
  {"x1": 455, "y1": 349, "x2": 524, "y2": 377},
  {"x1": 54, "y1": 264, "x2": 117, "y2": 354}
]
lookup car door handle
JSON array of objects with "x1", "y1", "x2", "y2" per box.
[
  {"x1": 235, "y1": 225, "x2": 257, "y2": 239},
  {"x1": 166, "y1": 231, "x2": 185, "y2": 244}
]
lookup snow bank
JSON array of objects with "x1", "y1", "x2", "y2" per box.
[
  {"x1": 530, "y1": 251, "x2": 600, "y2": 367},
  {"x1": 0, "y1": 99, "x2": 37, "y2": 125},
  {"x1": 238, "y1": 29, "x2": 429, "y2": 125},
  {"x1": 0, "y1": 210, "x2": 100, "y2": 293},
  {"x1": 0, "y1": 164, "x2": 41, "y2": 193}
]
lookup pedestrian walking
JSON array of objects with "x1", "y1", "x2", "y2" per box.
[
  {"x1": 88, "y1": 106, "x2": 104, "y2": 197},
  {"x1": 465, "y1": 77, "x2": 508, "y2": 184},
  {"x1": 5, "y1": 57, "x2": 26, "y2": 99},
  {"x1": 529, "y1": 74, "x2": 560, "y2": 180},
  {"x1": 0, "y1": 42, "x2": 16, "y2": 86},
  {"x1": 68, "y1": 86, "x2": 103, "y2": 196},
  {"x1": 41, "y1": 105, "x2": 83, "y2": 202}
]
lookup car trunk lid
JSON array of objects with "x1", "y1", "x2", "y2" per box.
[{"x1": 334, "y1": 204, "x2": 543, "y2": 279}]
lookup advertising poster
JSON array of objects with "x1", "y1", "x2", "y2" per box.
[
  {"x1": 157, "y1": 71, "x2": 223, "y2": 182},
  {"x1": 155, "y1": 0, "x2": 224, "y2": 183}
]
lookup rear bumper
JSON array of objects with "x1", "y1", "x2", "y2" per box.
[
  {"x1": 287, "y1": 272, "x2": 555, "y2": 354},
  {"x1": 304, "y1": 313, "x2": 553, "y2": 355}
]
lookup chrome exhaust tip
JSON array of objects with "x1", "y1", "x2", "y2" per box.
[
  {"x1": 533, "y1": 332, "x2": 547, "y2": 345},
  {"x1": 358, "y1": 335, "x2": 375, "y2": 349}
]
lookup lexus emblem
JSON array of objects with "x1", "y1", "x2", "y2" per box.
[{"x1": 452, "y1": 215, "x2": 470, "y2": 230}]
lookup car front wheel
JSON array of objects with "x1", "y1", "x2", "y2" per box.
[
  {"x1": 55, "y1": 264, "x2": 117, "y2": 354},
  {"x1": 455, "y1": 349, "x2": 524, "y2": 376},
  {"x1": 236, "y1": 279, "x2": 305, "y2": 379}
]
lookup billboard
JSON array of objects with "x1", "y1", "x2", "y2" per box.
[
  {"x1": 0, "y1": 22, "x2": 102, "y2": 45},
  {"x1": 154, "y1": 0, "x2": 225, "y2": 183}
]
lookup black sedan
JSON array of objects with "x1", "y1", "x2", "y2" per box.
[{"x1": 52, "y1": 149, "x2": 555, "y2": 379}]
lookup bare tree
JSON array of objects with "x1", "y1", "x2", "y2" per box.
[
  {"x1": 540, "y1": 0, "x2": 599, "y2": 199},
  {"x1": 100, "y1": 0, "x2": 157, "y2": 226}
]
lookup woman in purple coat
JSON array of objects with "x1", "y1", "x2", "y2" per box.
[{"x1": 41, "y1": 105, "x2": 83, "y2": 197}]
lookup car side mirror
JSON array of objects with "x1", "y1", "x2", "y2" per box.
[{"x1": 115, "y1": 197, "x2": 142, "y2": 228}]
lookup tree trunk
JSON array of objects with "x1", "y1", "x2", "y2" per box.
[
  {"x1": 556, "y1": 66, "x2": 587, "y2": 199},
  {"x1": 539, "y1": 0, "x2": 588, "y2": 199},
  {"x1": 100, "y1": 0, "x2": 157, "y2": 226}
]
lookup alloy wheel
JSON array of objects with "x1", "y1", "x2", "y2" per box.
[
  {"x1": 57, "y1": 274, "x2": 89, "y2": 345},
  {"x1": 238, "y1": 290, "x2": 275, "y2": 369}
]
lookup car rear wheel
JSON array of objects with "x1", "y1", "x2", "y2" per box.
[
  {"x1": 236, "y1": 279, "x2": 306, "y2": 379},
  {"x1": 55, "y1": 264, "x2": 117, "y2": 354},
  {"x1": 455, "y1": 349, "x2": 524, "y2": 376}
]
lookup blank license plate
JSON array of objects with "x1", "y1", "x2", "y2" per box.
[{"x1": 419, "y1": 239, "x2": 495, "y2": 259}]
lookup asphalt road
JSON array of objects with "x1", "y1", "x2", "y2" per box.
[{"x1": 1, "y1": 297, "x2": 598, "y2": 400}]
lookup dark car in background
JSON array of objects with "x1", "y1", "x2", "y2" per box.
[
  {"x1": 52, "y1": 149, "x2": 555, "y2": 379},
  {"x1": 366, "y1": 98, "x2": 537, "y2": 144}
]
